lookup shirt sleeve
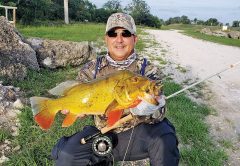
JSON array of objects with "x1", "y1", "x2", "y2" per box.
[
  {"x1": 144, "y1": 60, "x2": 164, "y2": 95},
  {"x1": 76, "y1": 59, "x2": 97, "y2": 82}
]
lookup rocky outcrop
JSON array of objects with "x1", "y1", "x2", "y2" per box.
[
  {"x1": 0, "y1": 58, "x2": 27, "y2": 81},
  {"x1": 0, "y1": 16, "x2": 95, "y2": 81},
  {"x1": 200, "y1": 28, "x2": 213, "y2": 35},
  {"x1": 228, "y1": 31, "x2": 240, "y2": 39},
  {"x1": 0, "y1": 16, "x2": 40, "y2": 81},
  {"x1": 211, "y1": 30, "x2": 228, "y2": 38},
  {"x1": 26, "y1": 38, "x2": 95, "y2": 69},
  {"x1": 200, "y1": 27, "x2": 240, "y2": 39},
  {"x1": 0, "y1": 82, "x2": 24, "y2": 163}
]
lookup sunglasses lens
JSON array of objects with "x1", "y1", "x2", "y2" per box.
[
  {"x1": 107, "y1": 31, "x2": 117, "y2": 37},
  {"x1": 122, "y1": 30, "x2": 132, "y2": 37},
  {"x1": 107, "y1": 30, "x2": 132, "y2": 38}
]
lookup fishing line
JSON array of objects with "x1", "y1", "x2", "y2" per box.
[
  {"x1": 120, "y1": 117, "x2": 137, "y2": 166},
  {"x1": 109, "y1": 153, "x2": 115, "y2": 166}
]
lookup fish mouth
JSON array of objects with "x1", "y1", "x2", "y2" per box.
[{"x1": 140, "y1": 93, "x2": 159, "y2": 105}]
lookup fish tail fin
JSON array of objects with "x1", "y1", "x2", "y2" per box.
[
  {"x1": 107, "y1": 109, "x2": 123, "y2": 126},
  {"x1": 30, "y1": 97, "x2": 57, "y2": 130}
]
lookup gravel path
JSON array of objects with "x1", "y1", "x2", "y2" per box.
[{"x1": 146, "y1": 29, "x2": 240, "y2": 165}]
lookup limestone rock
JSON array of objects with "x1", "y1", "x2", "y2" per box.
[
  {"x1": 213, "y1": 30, "x2": 228, "y2": 37},
  {"x1": 26, "y1": 38, "x2": 95, "y2": 68},
  {"x1": 200, "y1": 27, "x2": 240, "y2": 40},
  {"x1": 200, "y1": 28, "x2": 213, "y2": 35},
  {"x1": 228, "y1": 31, "x2": 240, "y2": 39},
  {"x1": 0, "y1": 16, "x2": 39, "y2": 81}
]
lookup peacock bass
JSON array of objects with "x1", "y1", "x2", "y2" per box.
[{"x1": 30, "y1": 70, "x2": 161, "y2": 130}]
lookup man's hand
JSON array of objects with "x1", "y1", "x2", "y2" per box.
[
  {"x1": 130, "y1": 95, "x2": 166, "y2": 116},
  {"x1": 60, "y1": 110, "x2": 85, "y2": 118}
]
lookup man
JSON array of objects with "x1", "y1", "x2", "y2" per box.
[{"x1": 51, "y1": 13, "x2": 179, "y2": 166}]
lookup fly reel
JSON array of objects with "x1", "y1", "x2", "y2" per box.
[{"x1": 92, "y1": 135, "x2": 113, "y2": 156}]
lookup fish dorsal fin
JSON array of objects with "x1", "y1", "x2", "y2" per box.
[{"x1": 48, "y1": 80, "x2": 80, "y2": 96}]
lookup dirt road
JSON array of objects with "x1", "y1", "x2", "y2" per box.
[{"x1": 146, "y1": 29, "x2": 240, "y2": 165}]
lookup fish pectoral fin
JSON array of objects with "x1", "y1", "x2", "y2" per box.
[
  {"x1": 107, "y1": 109, "x2": 123, "y2": 127},
  {"x1": 62, "y1": 112, "x2": 78, "y2": 127},
  {"x1": 105, "y1": 100, "x2": 119, "y2": 115}
]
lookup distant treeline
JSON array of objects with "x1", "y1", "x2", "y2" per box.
[
  {"x1": 165, "y1": 16, "x2": 240, "y2": 27},
  {"x1": 0, "y1": 0, "x2": 239, "y2": 27},
  {"x1": 0, "y1": 0, "x2": 162, "y2": 28}
]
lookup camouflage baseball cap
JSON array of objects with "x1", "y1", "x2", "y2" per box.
[{"x1": 106, "y1": 13, "x2": 136, "y2": 35}]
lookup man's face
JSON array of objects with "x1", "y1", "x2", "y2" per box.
[{"x1": 105, "y1": 27, "x2": 138, "y2": 61}]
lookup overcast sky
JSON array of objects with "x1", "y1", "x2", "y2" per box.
[{"x1": 89, "y1": 0, "x2": 240, "y2": 24}]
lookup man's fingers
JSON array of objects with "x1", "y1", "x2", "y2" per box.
[
  {"x1": 77, "y1": 114, "x2": 85, "y2": 118},
  {"x1": 61, "y1": 110, "x2": 69, "y2": 114}
]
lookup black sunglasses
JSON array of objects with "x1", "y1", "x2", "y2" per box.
[{"x1": 107, "y1": 29, "x2": 133, "y2": 38}]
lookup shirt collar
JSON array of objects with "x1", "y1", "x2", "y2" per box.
[{"x1": 105, "y1": 51, "x2": 137, "y2": 70}]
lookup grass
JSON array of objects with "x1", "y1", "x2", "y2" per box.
[
  {"x1": 164, "y1": 82, "x2": 227, "y2": 165},
  {"x1": 17, "y1": 23, "x2": 105, "y2": 42},
  {"x1": 9, "y1": 66, "x2": 79, "y2": 97},
  {"x1": 3, "y1": 24, "x2": 227, "y2": 165},
  {"x1": 4, "y1": 67, "x2": 94, "y2": 165},
  {"x1": 161, "y1": 24, "x2": 240, "y2": 48},
  {"x1": 0, "y1": 129, "x2": 12, "y2": 142}
]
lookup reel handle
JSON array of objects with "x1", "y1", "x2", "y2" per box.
[
  {"x1": 80, "y1": 114, "x2": 134, "y2": 144},
  {"x1": 101, "y1": 114, "x2": 133, "y2": 134},
  {"x1": 80, "y1": 131, "x2": 101, "y2": 144}
]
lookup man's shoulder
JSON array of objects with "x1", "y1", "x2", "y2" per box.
[
  {"x1": 81, "y1": 55, "x2": 107, "y2": 70},
  {"x1": 137, "y1": 56, "x2": 163, "y2": 82},
  {"x1": 77, "y1": 55, "x2": 108, "y2": 81}
]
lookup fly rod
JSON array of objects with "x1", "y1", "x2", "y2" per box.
[
  {"x1": 81, "y1": 60, "x2": 240, "y2": 144},
  {"x1": 166, "y1": 61, "x2": 240, "y2": 99}
]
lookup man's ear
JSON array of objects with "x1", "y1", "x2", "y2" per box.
[{"x1": 134, "y1": 35, "x2": 138, "y2": 45}]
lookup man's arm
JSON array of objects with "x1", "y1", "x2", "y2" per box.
[
  {"x1": 130, "y1": 60, "x2": 166, "y2": 118},
  {"x1": 76, "y1": 59, "x2": 97, "y2": 82}
]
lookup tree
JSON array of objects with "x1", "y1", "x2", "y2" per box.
[
  {"x1": 196, "y1": 20, "x2": 205, "y2": 25},
  {"x1": 124, "y1": 0, "x2": 162, "y2": 28},
  {"x1": 205, "y1": 18, "x2": 219, "y2": 26},
  {"x1": 93, "y1": 8, "x2": 112, "y2": 23},
  {"x1": 69, "y1": 0, "x2": 96, "y2": 22},
  {"x1": 125, "y1": 0, "x2": 150, "y2": 25},
  {"x1": 103, "y1": 0, "x2": 122, "y2": 12},
  {"x1": 180, "y1": 15, "x2": 190, "y2": 24},
  {"x1": 193, "y1": 18, "x2": 198, "y2": 24},
  {"x1": 17, "y1": 0, "x2": 52, "y2": 24},
  {"x1": 232, "y1": 20, "x2": 240, "y2": 27},
  {"x1": 165, "y1": 17, "x2": 181, "y2": 25},
  {"x1": 144, "y1": 14, "x2": 162, "y2": 28}
]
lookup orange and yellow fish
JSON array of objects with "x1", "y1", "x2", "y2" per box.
[{"x1": 30, "y1": 70, "x2": 160, "y2": 130}]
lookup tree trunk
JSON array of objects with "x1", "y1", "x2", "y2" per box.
[{"x1": 64, "y1": 0, "x2": 69, "y2": 24}]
